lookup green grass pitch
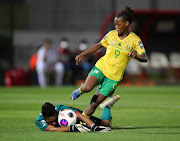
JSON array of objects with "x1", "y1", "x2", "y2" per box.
[{"x1": 0, "y1": 86, "x2": 180, "y2": 141}]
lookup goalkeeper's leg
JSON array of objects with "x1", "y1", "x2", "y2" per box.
[{"x1": 100, "y1": 106, "x2": 112, "y2": 127}]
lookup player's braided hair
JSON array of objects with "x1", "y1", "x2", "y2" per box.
[
  {"x1": 42, "y1": 102, "x2": 57, "y2": 119},
  {"x1": 116, "y1": 6, "x2": 134, "y2": 24}
]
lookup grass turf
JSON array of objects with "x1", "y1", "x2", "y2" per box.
[{"x1": 0, "y1": 86, "x2": 180, "y2": 141}]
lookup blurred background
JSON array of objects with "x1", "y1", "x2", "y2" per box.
[{"x1": 0, "y1": 0, "x2": 180, "y2": 87}]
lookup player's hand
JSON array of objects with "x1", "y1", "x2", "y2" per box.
[
  {"x1": 75, "y1": 54, "x2": 85, "y2": 65},
  {"x1": 69, "y1": 124, "x2": 91, "y2": 133},
  {"x1": 128, "y1": 50, "x2": 138, "y2": 59},
  {"x1": 91, "y1": 124, "x2": 112, "y2": 132}
]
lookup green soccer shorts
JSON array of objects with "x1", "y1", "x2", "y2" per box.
[{"x1": 89, "y1": 66, "x2": 120, "y2": 97}]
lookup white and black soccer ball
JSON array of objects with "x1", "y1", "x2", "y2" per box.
[{"x1": 58, "y1": 109, "x2": 77, "y2": 127}]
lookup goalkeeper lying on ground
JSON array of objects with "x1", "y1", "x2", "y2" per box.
[{"x1": 35, "y1": 101, "x2": 116, "y2": 132}]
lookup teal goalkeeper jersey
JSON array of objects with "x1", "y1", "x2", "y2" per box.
[{"x1": 35, "y1": 105, "x2": 79, "y2": 131}]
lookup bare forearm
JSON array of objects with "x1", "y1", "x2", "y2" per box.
[
  {"x1": 76, "y1": 111, "x2": 94, "y2": 127},
  {"x1": 45, "y1": 125, "x2": 69, "y2": 132},
  {"x1": 136, "y1": 53, "x2": 148, "y2": 62},
  {"x1": 81, "y1": 43, "x2": 102, "y2": 56},
  {"x1": 129, "y1": 51, "x2": 148, "y2": 62},
  {"x1": 79, "y1": 114, "x2": 94, "y2": 127}
]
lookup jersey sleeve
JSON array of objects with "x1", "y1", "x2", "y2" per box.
[
  {"x1": 134, "y1": 38, "x2": 146, "y2": 55},
  {"x1": 99, "y1": 33, "x2": 109, "y2": 48},
  {"x1": 35, "y1": 113, "x2": 49, "y2": 131}
]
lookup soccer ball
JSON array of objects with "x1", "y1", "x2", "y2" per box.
[{"x1": 58, "y1": 109, "x2": 77, "y2": 127}]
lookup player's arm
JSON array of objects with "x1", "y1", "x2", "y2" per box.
[
  {"x1": 45, "y1": 125, "x2": 69, "y2": 132},
  {"x1": 45, "y1": 124, "x2": 91, "y2": 133},
  {"x1": 128, "y1": 51, "x2": 147, "y2": 62},
  {"x1": 76, "y1": 111, "x2": 94, "y2": 126},
  {"x1": 76, "y1": 111, "x2": 111, "y2": 132},
  {"x1": 128, "y1": 39, "x2": 148, "y2": 62},
  {"x1": 75, "y1": 43, "x2": 103, "y2": 65}
]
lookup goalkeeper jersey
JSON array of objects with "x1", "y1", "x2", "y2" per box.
[
  {"x1": 35, "y1": 105, "x2": 79, "y2": 131},
  {"x1": 95, "y1": 30, "x2": 146, "y2": 81}
]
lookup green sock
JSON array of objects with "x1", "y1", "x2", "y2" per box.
[{"x1": 100, "y1": 106, "x2": 112, "y2": 121}]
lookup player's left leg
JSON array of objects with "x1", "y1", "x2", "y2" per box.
[
  {"x1": 84, "y1": 93, "x2": 107, "y2": 116},
  {"x1": 83, "y1": 77, "x2": 120, "y2": 116}
]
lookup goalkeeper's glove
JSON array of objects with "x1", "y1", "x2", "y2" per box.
[
  {"x1": 69, "y1": 124, "x2": 91, "y2": 133},
  {"x1": 91, "y1": 124, "x2": 112, "y2": 132}
]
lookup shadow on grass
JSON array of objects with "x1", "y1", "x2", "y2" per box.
[
  {"x1": 112, "y1": 126, "x2": 180, "y2": 134},
  {"x1": 112, "y1": 126, "x2": 180, "y2": 130}
]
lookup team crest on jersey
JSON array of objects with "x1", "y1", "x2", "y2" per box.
[
  {"x1": 138, "y1": 41, "x2": 144, "y2": 49},
  {"x1": 41, "y1": 120, "x2": 47, "y2": 127},
  {"x1": 93, "y1": 70, "x2": 99, "y2": 74},
  {"x1": 126, "y1": 45, "x2": 130, "y2": 51}
]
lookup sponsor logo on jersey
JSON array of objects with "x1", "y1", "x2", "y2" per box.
[
  {"x1": 118, "y1": 43, "x2": 121, "y2": 46},
  {"x1": 138, "y1": 41, "x2": 144, "y2": 49}
]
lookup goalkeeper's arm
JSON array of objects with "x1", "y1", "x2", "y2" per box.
[
  {"x1": 76, "y1": 111, "x2": 111, "y2": 132},
  {"x1": 45, "y1": 125, "x2": 69, "y2": 132},
  {"x1": 45, "y1": 124, "x2": 90, "y2": 133}
]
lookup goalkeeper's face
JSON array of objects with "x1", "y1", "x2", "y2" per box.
[
  {"x1": 46, "y1": 115, "x2": 58, "y2": 126},
  {"x1": 114, "y1": 17, "x2": 129, "y2": 36}
]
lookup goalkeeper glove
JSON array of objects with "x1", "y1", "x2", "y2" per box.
[
  {"x1": 91, "y1": 124, "x2": 112, "y2": 132},
  {"x1": 69, "y1": 124, "x2": 91, "y2": 133}
]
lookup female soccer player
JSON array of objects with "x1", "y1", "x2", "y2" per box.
[
  {"x1": 71, "y1": 6, "x2": 148, "y2": 117},
  {"x1": 35, "y1": 102, "x2": 111, "y2": 132}
]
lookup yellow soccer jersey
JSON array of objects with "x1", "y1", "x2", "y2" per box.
[{"x1": 95, "y1": 30, "x2": 146, "y2": 81}]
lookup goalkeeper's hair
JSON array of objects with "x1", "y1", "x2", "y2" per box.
[
  {"x1": 42, "y1": 102, "x2": 57, "y2": 119},
  {"x1": 116, "y1": 6, "x2": 134, "y2": 24}
]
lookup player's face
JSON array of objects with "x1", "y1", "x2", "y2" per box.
[
  {"x1": 46, "y1": 115, "x2": 58, "y2": 126},
  {"x1": 114, "y1": 17, "x2": 128, "y2": 36}
]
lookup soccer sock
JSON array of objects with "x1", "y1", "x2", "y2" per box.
[
  {"x1": 100, "y1": 106, "x2": 112, "y2": 121},
  {"x1": 79, "y1": 87, "x2": 83, "y2": 93},
  {"x1": 79, "y1": 83, "x2": 84, "y2": 94}
]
